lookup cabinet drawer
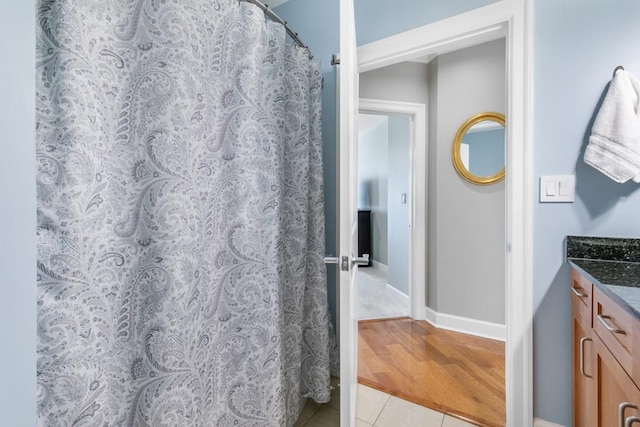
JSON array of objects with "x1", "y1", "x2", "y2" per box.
[
  {"x1": 593, "y1": 286, "x2": 637, "y2": 386},
  {"x1": 571, "y1": 269, "x2": 592, "y2": 326}
]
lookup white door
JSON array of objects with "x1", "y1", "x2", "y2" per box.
[{"x1": 338, "y1": 0, "x2": 359, "y2": 425}]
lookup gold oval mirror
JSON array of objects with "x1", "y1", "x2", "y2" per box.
[{"x1": 451, "y1": 112, "x2": 506, "y2": 185}]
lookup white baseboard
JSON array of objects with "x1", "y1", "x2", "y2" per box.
[
  {"x1": 533, "y1": 418, "x2": 565, "y2": 427},
  {"x1": 371, "y1": 260, "x2": 388, "y2": 273},
  {"x1": 425, "y1": 307, "x2": 505, "y2": 342},
  {"x1": 386, "y1": 283, "x2": 409, "y2": 305}
]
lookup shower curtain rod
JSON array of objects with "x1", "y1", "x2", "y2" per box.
[{"x1": 240, "y1": 0, "x2": 311, "y2": 56}]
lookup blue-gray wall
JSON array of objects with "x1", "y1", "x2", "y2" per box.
[
  {"x1": 357, "y1": 115, "x2": 410, "y2": 294},
  {"x1": 274, "y1": 0, "x2": 340, "y2": 327},
  {"x1": 358, "y1": 120, "x2": 389, "y2": 265},
  {"x1": 533, "y1": 0, "x2": 640, "y2": 424},
  {"x1": 387, "y1": 116, "x2": 411, "y2": 295},
  {"x1": 354, "y1": 0, "x2": 499, "y2": 45},
  {"x1": 0, "y1": 1, "x2": 36, "y2": 425}
]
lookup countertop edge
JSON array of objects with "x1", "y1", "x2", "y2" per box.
[{"x1": 568, "y1": 258, "x2": 640, "y2": 321}]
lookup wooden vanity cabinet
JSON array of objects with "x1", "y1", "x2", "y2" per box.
[{"x1": 571, "y1": 269, "x2": 640, "y2": 427}]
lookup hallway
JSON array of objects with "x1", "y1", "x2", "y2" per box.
[{"x1": 356, "y1": 267, "x2": 409, "y2": 320}]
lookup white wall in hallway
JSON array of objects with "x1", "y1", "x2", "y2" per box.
[{"x1": 430, "y1": 39, "x2": 506, "y2": 325}]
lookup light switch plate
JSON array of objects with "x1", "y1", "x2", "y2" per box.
[{"x1": 540, "y1": 175, "x2": 575, "y2": 203}]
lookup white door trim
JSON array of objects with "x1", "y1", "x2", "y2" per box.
[
  {"x1": 355, "y1": 1, "x2": 533, "y2": 426},
  {"x1": 359, "y1": 98, "x2": 427, "y2": 321}
]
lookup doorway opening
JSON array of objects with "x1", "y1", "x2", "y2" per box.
[
  {"x1": 356, "y1": 112, "x2": 412, "y2": 320},
  {"x1": 355, "y1": 39, "x2": 507, "y2": 426},
  {"x1": 356, "y1": 99, "x2": 427, "y2": 323}
]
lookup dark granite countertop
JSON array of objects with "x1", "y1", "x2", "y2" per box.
[{"x1": 567, "y1": 236, "x2": 640, "y2": 320}]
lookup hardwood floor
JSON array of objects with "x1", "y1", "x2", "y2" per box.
[{"x1": 358, "y1": 318, "x2": 505, "y2": 427}]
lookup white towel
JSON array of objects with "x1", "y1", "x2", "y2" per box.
[{"x1": 584, "y1": 69, "x2": 640, "y2": 183}]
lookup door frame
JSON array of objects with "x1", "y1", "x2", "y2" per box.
[
  {"x1": 358, "y1": 98, "x2": 427, "y2": 321},
  {"x1": 354, "y1": 1, "x2": 533, "y2": 425},
  {"x1": 337, "y1": 0, "x2": 359, "y2": 424}
]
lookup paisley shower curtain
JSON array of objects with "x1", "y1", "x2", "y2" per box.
[{"x1": 36, "y1": 0, "x2": 336, "y2": 425}]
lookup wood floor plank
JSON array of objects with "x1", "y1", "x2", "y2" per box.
[{"x1": 358, "y1": 318, "x2": 505, "y2": 427}]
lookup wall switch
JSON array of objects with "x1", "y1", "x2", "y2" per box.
[
  {"x1": 540, "y1": 175, "x2": 575, "y2": 203},
  {"x1": 401, "y1": 193, "x2": 407, "y2": 204},
  {"x1": 545, "y1": 181, "x2": 556, "y2": 196}
]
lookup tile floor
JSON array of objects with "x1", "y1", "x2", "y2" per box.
[
  {"x1": 356, "y1": 267, "x2": 409, "y2": 320},
  {"x1": 295, "y1": 383, "x2": 477, "y2": 427},
  {"x1": 294, "y1": 377, "x2": 340, "y2": 427}
]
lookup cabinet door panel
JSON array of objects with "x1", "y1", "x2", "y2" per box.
[
  {"x1": 595, "y1": 336, "x2": 640, "y2": 427},
  {"x1": 573, "y1": 311, "x2": 595, "y2": 427}
]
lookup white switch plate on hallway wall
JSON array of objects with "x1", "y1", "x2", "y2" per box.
[{"x1": 539, "y1": 175, "x2": 575, "y2": 203}]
